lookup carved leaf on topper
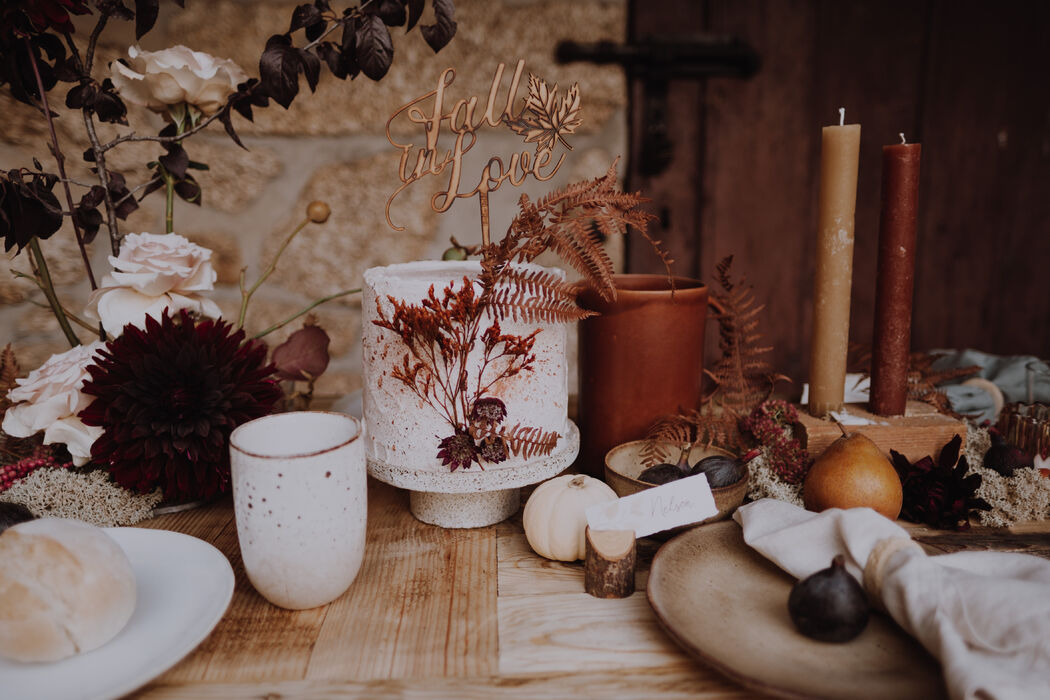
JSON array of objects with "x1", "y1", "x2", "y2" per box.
[{"x1": 504, "y1": 74, "x2": 582, "y2": 156}]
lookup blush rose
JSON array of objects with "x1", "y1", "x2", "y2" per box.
[
  {"x1": 110, "y1": 45, "x2": 248, "y2": 115},
  {"x1": 84, "y1": 232, "x2": 222, "y2": 337},
  {"x1": 2, "y1": 342, "x2": 106, "y2": 466}
]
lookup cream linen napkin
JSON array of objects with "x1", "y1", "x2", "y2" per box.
[{"x1": 734, "y1": 499, "x2": 1050, "y2": 700}]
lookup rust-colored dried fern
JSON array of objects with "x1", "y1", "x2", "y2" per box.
[
  {"x1": 705, "y1": 255, "x2": 787, "y2": 416},
  {"x1": 481, "y1": 160, "x2": 670, "y2": 303},
  {"x1": 484, "y1": 423, "x2": 561, "y2": 461},
  {"x1": 639, "y1": 409, "x2": 742, "y2": 468}
]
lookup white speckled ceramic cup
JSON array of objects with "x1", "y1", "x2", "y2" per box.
[{"x1": 230, "y1": 411, "x2": 366, "y2": 610}]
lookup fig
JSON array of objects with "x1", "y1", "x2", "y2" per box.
[
  {"x1": 690, "y1": 455, "x2": 745, "y2": 488},
  {"x1": 0, "y1": 502, "x2": 35, "y2": 534},
  {"x1": 788, "y1": 554, "x2": 869, "y2": 643},
  {"x1": 638, "y1": 448, "x2": 691, "y2": 485},
  {"x1": 638, "y1": 463, "x2": 686, "y2": 485}
]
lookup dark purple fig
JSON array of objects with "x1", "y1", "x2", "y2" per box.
[
  {"x1": 638, "y1": 463, "x2": 686, "y2": 485},
  {"x1": 0, "y1": 502, "x2": 35, "y2": 534},
  {"x1": 788, "y1": 555, "x2": 869, "y2": 643},
  {"x1": 690, "y1": 455, "x2": 745, "y2": 488}
]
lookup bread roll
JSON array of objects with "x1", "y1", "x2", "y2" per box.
[{"x1": 0, "y1": 518, "x2": 136, "y2": 662}]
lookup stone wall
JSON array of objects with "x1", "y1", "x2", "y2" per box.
[{"x1": 0, "y1": 0, "x2": 627, "y2": 398}]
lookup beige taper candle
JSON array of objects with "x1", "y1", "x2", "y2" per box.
[{"x1": 808, "y1": 109, "x2": 861, "y2": 417}]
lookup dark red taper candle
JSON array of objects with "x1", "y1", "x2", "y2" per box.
[{"x1": 870, "y1": 139, "x2": 921, "y2": 416}]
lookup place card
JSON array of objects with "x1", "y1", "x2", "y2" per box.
[{"x1": 585, "y1": 473, "x2": 719, "y2": 538}]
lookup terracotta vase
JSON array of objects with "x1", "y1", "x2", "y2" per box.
[{"x1": 576, "y1": 274, "x2": 709, "y2": 478}]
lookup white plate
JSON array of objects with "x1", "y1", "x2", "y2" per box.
[{"x1": 0, "y1": 527, "x2": 234, "y2": 700}]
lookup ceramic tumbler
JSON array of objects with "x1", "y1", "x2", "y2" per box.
[
  {"x1": 230, "y1": 411, "x2": 366, "y2": 610},
  {"x1": 577, "y1": 274, "x2": 709, "y2": 477}
]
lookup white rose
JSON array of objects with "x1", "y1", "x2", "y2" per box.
[
  {"x1": 2, "y1": 342, "x2": 106, "y2": 466},
  {"x1": 83, "y1": 232, "x2": 222, "y2": 337},
  {"x1": 110, "y1": 45, "x2": 248, "y2": 115}
]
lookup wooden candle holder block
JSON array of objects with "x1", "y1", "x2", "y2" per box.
[{"x1": 794, "y1": 401, "x2": 967, "y2": 463}]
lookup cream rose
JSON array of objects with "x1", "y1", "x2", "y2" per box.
[
  {"x1": 110, "y1": 45, "x2": 248, "y2": 115},
  {"x1": 84, "y1": 232, "x2": 222, "y2": 337},
  {"x1": 2, "y1": 342, "x2": 105, "y2": 466}
]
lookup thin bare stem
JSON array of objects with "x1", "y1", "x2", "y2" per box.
[
  {"x1": 82, "y1": 112, "x2": 122, "y2": 255},
  {"x1": 99, "y1": 109, "x2": 224, "y2": 151},
  {"x1": 84, "y1": 13, "x2": 108, "y2": 74},
  {"x1": 252, "y1": 288, "x2": 361, "y2": 339},
  {"x1": 23, "y1": 37, "x2": 98, "y2": 291},
  {"x1": 237, "y1": 217, "x2": 310, "y2": 329},
  {"x1": 28, "y1": 239, "x2": 80, "y2": 347}
]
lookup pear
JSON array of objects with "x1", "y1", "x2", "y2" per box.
[{"x1": 803, "y1": 432, "x2": 903, "y2": 520}]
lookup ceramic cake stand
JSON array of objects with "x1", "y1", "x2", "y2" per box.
[{"x1": 368, "y1": 421, "x2": 580, "y2": 528}]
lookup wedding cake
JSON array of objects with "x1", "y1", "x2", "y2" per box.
[{"x1": 362, "y1": 260, "x2": 569, "y2": 471}]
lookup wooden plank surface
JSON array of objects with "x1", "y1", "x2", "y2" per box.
[
  {"x1": 497, "y1": 592, "x2": 693, "y2": 676},
  {"x1": 136, "y1": 479, "x2": 498, "y2": 691},
  {"x1": 136, "y1": 667, "x2": 757, "y2": 700},
  {"x1": 126, "y1": 470, "x2": 1050, "y2": 700}
]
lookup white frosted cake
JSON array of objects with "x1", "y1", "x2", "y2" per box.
[{"x1": 362, "y1": 260, "x2": 569, "y2": 471}]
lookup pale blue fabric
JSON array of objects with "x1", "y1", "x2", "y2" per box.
[{"x1": 932, "y1": 349, "x2": 1050, "y2": 422}]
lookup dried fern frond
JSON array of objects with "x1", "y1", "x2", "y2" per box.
[
  {"x1": 639, "y1": 408, "x2": 745, "y2": 467},
  {"x1": 639, "y1": 414, "x2": 695, "y2": 467},
  {"x1": 706, "y1": 255, "x2": 787, "y2": 416},
  {"x1": 488, "y1": 266, "x2": 595, "y2": 324},
  {"x1": 486, "y1": 423, "x2": 561, "y2": 460},
  {"x1": 490, "y1": 160, "x2": 666, "y2": 301}
]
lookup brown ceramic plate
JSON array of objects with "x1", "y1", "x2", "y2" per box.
[{"x1": 647, "y1": 520, "x2": 946, "y2": 700}]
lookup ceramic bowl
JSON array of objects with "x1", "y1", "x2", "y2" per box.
[{"x1": 604, "y1": 440, "x2": 749, "y2": 526}]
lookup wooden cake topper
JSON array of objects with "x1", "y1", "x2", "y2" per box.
[{"x1": 386, "y1": 59, "x2": 581, "y2": 245}]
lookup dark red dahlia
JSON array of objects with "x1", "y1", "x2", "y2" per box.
[{"x1": 80, "y1": 310, "x2": 282, "y2": 502}]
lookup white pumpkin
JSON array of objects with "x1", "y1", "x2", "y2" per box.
[{"x1": 523, "y1": 474, "x2": 618, "y2": 561}]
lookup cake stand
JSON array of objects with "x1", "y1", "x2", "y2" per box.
[{"x1": 367, "y1": 421, "x2": 580, "y2": 528}]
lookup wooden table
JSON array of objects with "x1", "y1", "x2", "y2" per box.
[{"x1": 132, "y1": 480, "x2": 1050, "y2": 699}]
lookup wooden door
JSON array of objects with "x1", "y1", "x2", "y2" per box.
[{"x1": 627, "y1": 0, "x2": 1050, "y2": 386}]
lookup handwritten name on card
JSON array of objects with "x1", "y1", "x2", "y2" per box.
[{"x1": 585, "y1": 474, "x2": 719, "y2": 538}]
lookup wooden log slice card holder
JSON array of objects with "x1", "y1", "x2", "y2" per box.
[
  {"x1": 794, "y1": 400, "x2": 967, "y2": 463},
  {"x1": 584, "y1": 526, "x2": 636, "y2": 598}
]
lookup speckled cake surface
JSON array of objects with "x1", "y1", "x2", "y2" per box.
[{"x1": 362, "y1": 260, "x2": 569, "y2": 475}]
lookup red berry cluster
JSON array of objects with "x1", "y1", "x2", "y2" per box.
[
  {"x1": 743, "y1": 400, "x2": 811, "y2": 485},
  {"x1": 0, "y1": 451, "x2": 71, "y2": 492}
]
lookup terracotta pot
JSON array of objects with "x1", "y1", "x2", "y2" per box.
[{"x1": 576, "y1": 274, "x2": 709, "y2": 478}]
